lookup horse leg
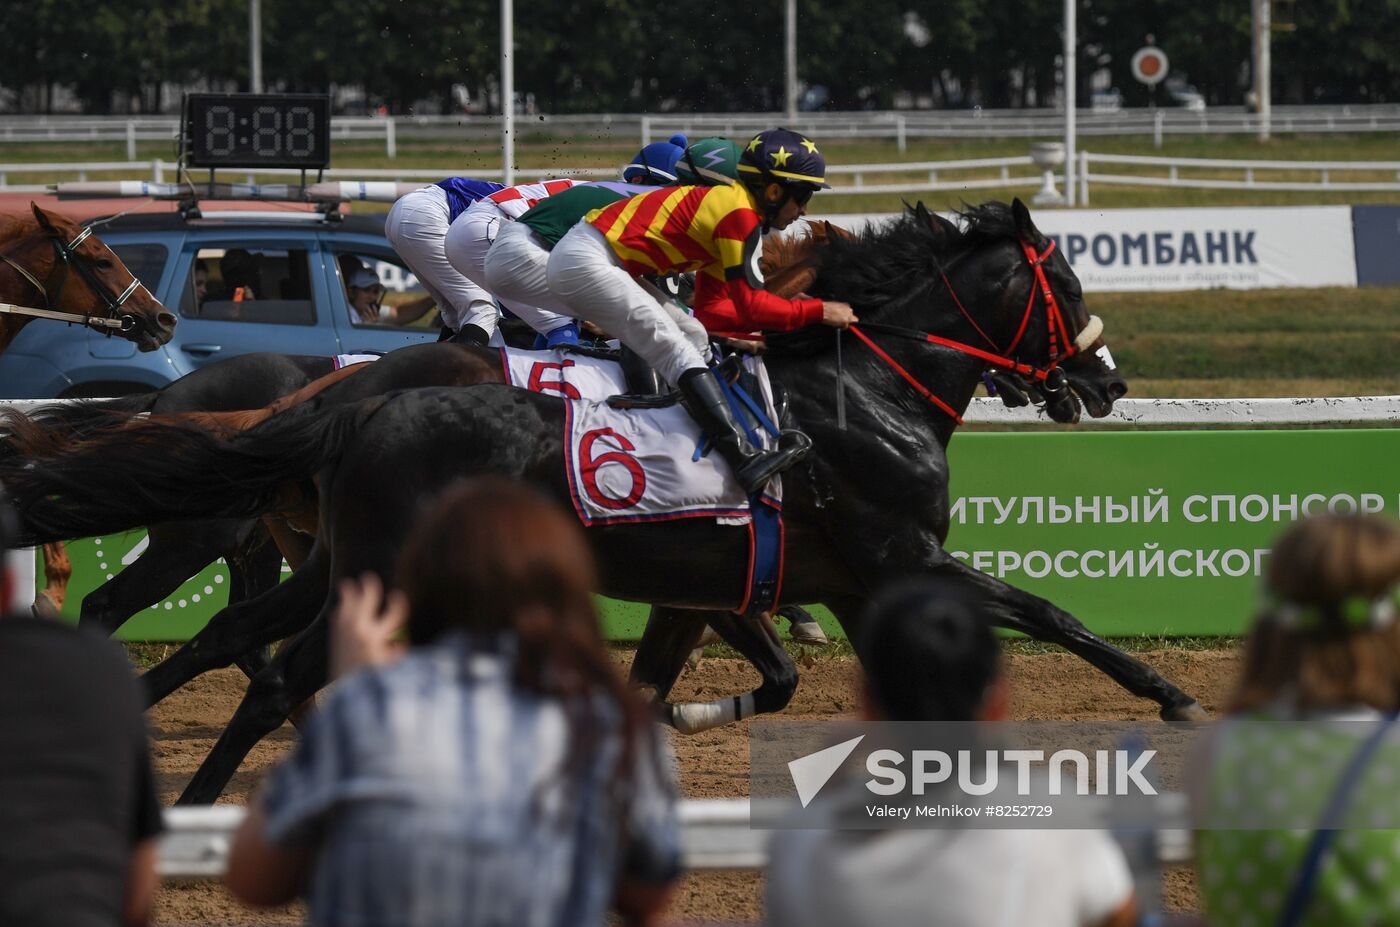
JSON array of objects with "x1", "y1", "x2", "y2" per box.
[
  {"x1": 176, "y1": 610, "x2": 330, "y2": 805},
  {"x1": 638, "y1": 607, "x2": 800, "y2": 735},
  {"x1": 141, "y1": 545, "x2": 329, "y2": 707},
  {"x1": 37, "y1": 542, "x2": 71, "y2": 615},
  {"x1": 630, "y1": 606, "x2": 709, "y2": 703},
  {"x1": 224, "y1": 528, "x2": 290, "y2": 680},
  {"x1": 831, "y1": 560, "x2": 1205, "y2": 720},
  {"x1": 78, "y1": 524, "x2": 234, "y2": 635}
]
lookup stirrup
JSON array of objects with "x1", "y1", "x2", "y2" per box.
[
  {"x1": 606, "y1": 391, "x2": 681, "y2": 410},
  {"x1": 735, "y1": 438, "x2": 811, "y2": 496}
]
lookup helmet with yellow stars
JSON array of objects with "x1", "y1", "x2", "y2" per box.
[{"x1": 738, "y1": 128, "x2": 830, "y2": 195}]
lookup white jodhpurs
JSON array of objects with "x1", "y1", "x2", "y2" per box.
[
  {"x1": 482, "y1": 220, "x2": 576, "y2": 337},
  {"x1": 384, "y1": 185, "x2": 499, "y2": 335},
  {"x1": 546, "y1": 223, "x2": 709, "y2": 386},
  {"x1": 442, "y1": 199, "x2": 509, "y2": 334}
]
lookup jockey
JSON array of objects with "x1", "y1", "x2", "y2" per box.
[
  {"x1": 383, "y1": 177, "x2": 505, "y2": 343},
  {"x1": 483, "y1": 136, "x2": 742, "y2": 360},
  {"x1": 443, "y1": 134, "x2": 691, "y2": 346},
  {"x1": 545, "y1": 129, "x2": 857, "y2": 496}
]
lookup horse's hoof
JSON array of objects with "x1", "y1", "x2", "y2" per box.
[
  {"x1": 1161, "y1": 700, "x2": 1209, "y2": 722},
  {"x1": 789, "y1": 619, "x2": 831, "y2": 646}
]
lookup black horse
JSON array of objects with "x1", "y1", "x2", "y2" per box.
[
  {"x1": 1, "y1": 201, "x2": 1203, "y2": 803},
  {"x1": 18, "y1": 352, "x2": 337, "y2": 640}
]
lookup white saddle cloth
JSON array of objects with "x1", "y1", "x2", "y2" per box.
[{"x1": 559, "y1": 355, "x2": 782, "y2": 526}]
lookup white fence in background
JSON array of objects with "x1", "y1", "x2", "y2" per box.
[
  {"x1": 7, "y1": 151, "x2": 1400, "y2": 200},
  {"x1": 1076, "y1": 151, "x2": 1400, "y2": 204},
  {"x1": 5, "y1": 104, "x2": 1400, "y2": 158},
  {"x1": 10, "y1": 396, "x2": 1400, "y2": 427},
  {"x1": 158, "y1": 795, "x2": 1192, "y2": 878}
]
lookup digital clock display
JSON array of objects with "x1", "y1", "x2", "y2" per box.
[{"x1": 184, "y1": 93, "x2": 331, "y2": 170}]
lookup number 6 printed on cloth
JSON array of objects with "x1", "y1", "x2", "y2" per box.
[{"x1": 579, "y1": 428, "x2": 646, "y2": 509}]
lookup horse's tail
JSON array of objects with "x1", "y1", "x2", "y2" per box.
[
  {"x1": 0, "y1": 395, "x2": 391, "y2": 546},
  {"x1": 0, "y1": 394, "x2": 158, "y2": 461}
]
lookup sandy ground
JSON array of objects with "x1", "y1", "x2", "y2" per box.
[{"x1": 148, "y1": 647, "x2": 1240, "y2": 925}]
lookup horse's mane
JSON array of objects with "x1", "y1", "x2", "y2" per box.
[{"x1": 764, "y1": 201, "x2": 1018, "y2": 356}]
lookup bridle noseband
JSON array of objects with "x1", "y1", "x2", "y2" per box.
[
  {"x1": 0, "y1": 225, "x2": 145, "y2": 333},
  {"x1": 849, "y1": 237, "x2": 1102, "y2": 425}
]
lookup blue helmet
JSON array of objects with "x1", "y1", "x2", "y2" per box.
[{"x1": 623, "y1": 133, "x2": 688, "y2": 185}]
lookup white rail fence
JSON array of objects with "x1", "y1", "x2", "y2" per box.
[
  {"x1": 7, "y1": 151, "x2": 1400, "y2": 200},
  {"x1": 7, "y1": 396, "x2": 1400, "y2": 427},
  {"x1": 159, "y1": 795, "x2": 1192, "y2": 878},
  {"x1": 7, "y1": 105, "x2": 1400, "y2": 157}
]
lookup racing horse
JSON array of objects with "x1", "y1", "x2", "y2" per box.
[
  {"x1": 0, "y1": 203, "x2": 177, "y2": 611},
  {"x1": 0, "y1": 200, "x2": 1204, "y2": 803},
  {"x1": 3, "y1": 210, "x2": 1057, "y2": 672}
]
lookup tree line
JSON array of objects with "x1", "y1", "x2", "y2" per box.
[{"x1": 0, "y1": 0, "x2": 1393, "y2": 114}]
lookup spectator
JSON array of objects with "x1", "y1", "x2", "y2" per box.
[
  {"x1": 193, "y1": 258, "x2": 209, "y2": 307},
  {"x1": 220, "y1": 248, "x2": 262, "y2": 301},
  {"x1": 340, "y1": 257, "x2": 435, "y2": 327},
  {"x1": 226, "y1": 477, "x2": 682, "y2": 927},
  {"x1": 1195, "y1": 513, "x2": 1400, "y2": 926},
  {"x1": 0, "y1": 486, "x2": 163, "y2": 927},
  {"x1": 765, "y1": 578, "x2": 1137, "y2": 927}
]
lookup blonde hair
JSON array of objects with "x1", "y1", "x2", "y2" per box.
[{"x1": 1229, "y1": 514, "x2": 1400, "y2": 714}]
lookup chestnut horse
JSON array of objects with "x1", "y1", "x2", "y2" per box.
[{"x1": 0, "y1": 203, "x2": 177, "y2": 612}]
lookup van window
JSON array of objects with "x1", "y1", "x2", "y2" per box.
[
  {"x1": 179, "y1": 246, "x2": 316, "y2": 325},
  {"x1": 331, "y1": 248, "x2": 438, "y2": 329}
]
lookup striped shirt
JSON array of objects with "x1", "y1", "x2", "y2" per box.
[
  {"x1": 484, "y1": 179, "x2": 585, "y2": 220},
  {"x1": 260, "y1": 631, "x2": 681, "y2": 927},
  {"x1": 586, "y1": 182, "x2": 822, "y2": 333}
]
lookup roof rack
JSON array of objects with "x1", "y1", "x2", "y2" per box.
[{"x1": 52, "y1": 180, "x2": 421, "y2": 204}]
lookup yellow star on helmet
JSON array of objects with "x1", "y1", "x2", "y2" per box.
[
  {"x1": 747, "y1": 137, "x2": 763, "y2": 152},
  {"x1": 800, "y1": 139, "x2": 819, "y2": 154},
  {"x1": 770, "y1": 146, "x2": 792, "y2": 167}
]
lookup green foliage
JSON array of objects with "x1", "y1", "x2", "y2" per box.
[{"x1": 3, "y1": 0, "x2": 1398, "y2": 113}]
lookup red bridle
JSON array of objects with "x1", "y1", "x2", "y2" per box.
[{"x1": 849, "y1": 238, "x2": 1090, "y2": 425}]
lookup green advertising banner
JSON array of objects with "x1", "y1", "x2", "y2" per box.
[{"x1": 45, "y1": 428, "x2": 1400, "y2": 641}]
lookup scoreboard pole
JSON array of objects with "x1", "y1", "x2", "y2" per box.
[
  {"x1": 501, "y1": 0, "x2": 515, "y2": 185},
  {"x1": 249, "y1": 0, "x2": 263, "y2": 95}
]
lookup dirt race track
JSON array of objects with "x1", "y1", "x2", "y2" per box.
[{"x1": 149, "y1": 647, "x2": 1240, "y2": 925}]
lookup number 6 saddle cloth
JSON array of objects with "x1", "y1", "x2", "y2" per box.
[{"x1": 500, "y1": 345, "x2": 782, "y2": 527}]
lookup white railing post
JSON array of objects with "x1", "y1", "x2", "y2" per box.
[
  {"x1": 896, "y1": 115, "x2": 907, "y2": 154},
  {"x1": 1079, "y1": 149, "x2": 1089, "y2": 204},
  {"x1": 385, "y1": 117, "x2": 397, "y2": 160},
  {"x1": 640, "y1": 115, "x2": 651, "y2": 148},
  {"x1": 152, "y1": 159, "x2": 163, "y2": 183},
  {"x1": 126, "y1": 121, "x2": 137, "y2": 161},
  {"x1": 1153, "y1": 110, "x2": 1164, "y2": 150}
]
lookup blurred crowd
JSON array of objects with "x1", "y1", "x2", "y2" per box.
[{"x1": 3, "y1": 479, "x2": 1398, "y2": 927}]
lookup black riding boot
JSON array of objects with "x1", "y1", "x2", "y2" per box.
[
  {"x1": 678, "y1": 368, "x2": 810, "y2": 496},
  {"x1": 607, "y1": 347, "x2": 680, "y2": 409}
]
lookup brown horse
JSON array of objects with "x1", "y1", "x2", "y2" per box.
[{"x1": 1, "y1": 203, "x2": 177, "y2": 611}]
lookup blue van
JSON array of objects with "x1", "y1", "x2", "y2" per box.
[{"x1": 0, "y1": 209, "x2": 439, "y2": 398}]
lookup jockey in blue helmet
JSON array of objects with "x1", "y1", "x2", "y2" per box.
[{"x1": 622, "y1": 133, "x2": 689, "y2": 185}]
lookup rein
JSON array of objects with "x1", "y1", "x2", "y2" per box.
[
  {"x1": 847, "y1": 237, "x2": 1098, "y2": 424},
  {"x1": 0, "y1": 225, "x2": 142, "y2": 334}
]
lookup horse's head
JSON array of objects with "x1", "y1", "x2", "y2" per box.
[
  {"x1": 901, "y1": 199, "x2": 1125, "y2": 423},
  {"x1": 21, "y1": 204, "x2": 176, "y2": 351},
  {"x1": 1005, "y1": 199, "x2": 1126, "y2": 421}
]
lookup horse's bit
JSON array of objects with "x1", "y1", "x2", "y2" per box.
[{"x1": 0, "y1": 225, "x2": 144, "y2": 333}]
